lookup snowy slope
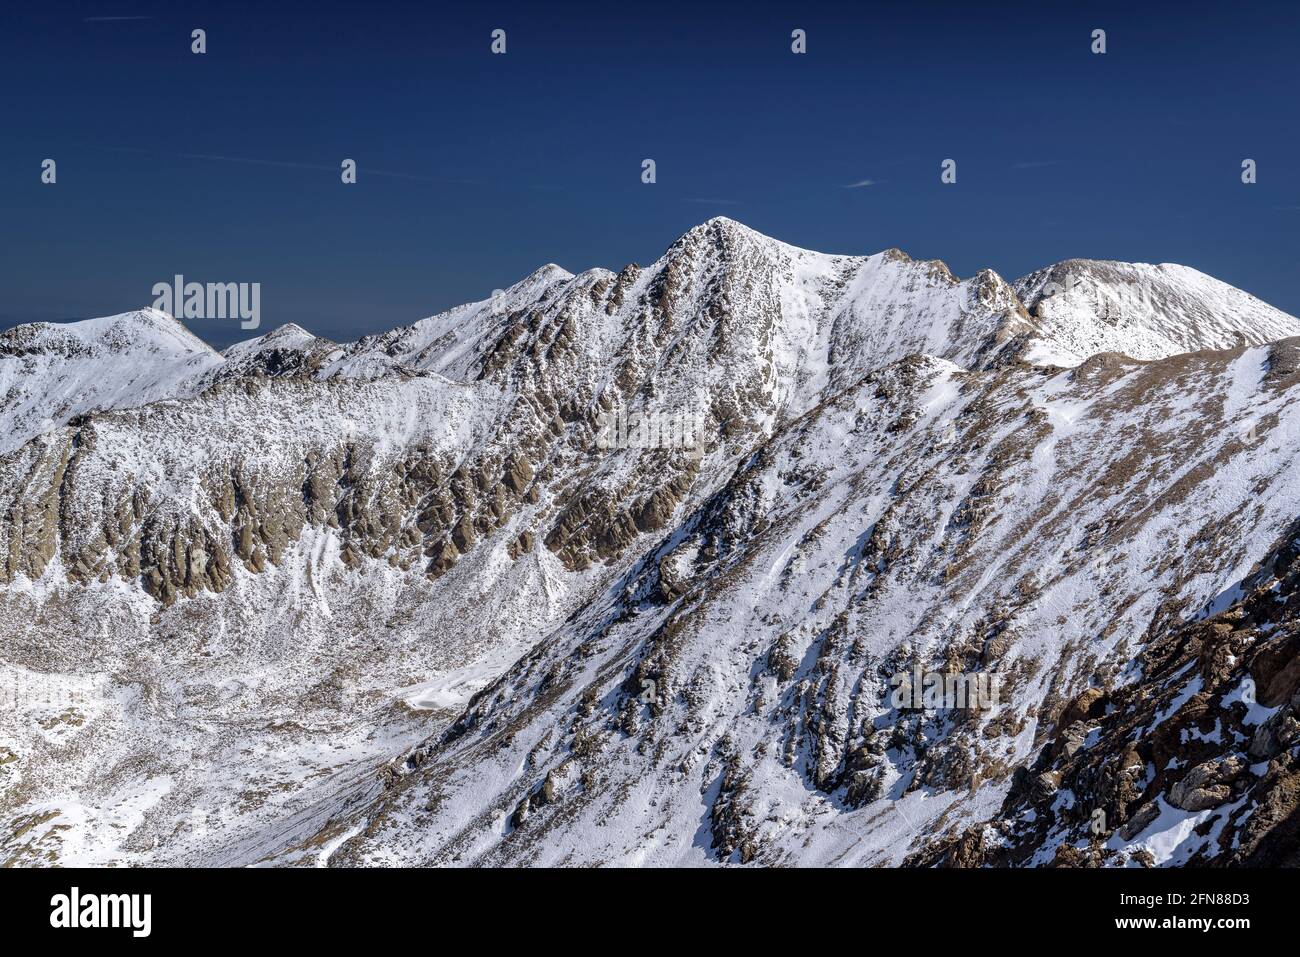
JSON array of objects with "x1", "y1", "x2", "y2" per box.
[
  {"x1": 3, "y1": 219, "x2": 1300, "y2": 867},
  {"x1": 1014, "y1": 259, "x2": 1300, "y2": 367},
  {"x1": 0, "y1": 309, "x2": 223, "y2": 455},
  {"x1": 315, "y1": 341, "x2": 1300, "y2": 866}
]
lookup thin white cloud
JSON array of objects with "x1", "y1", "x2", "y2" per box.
[
  {"x1": 92, "y1": 146, "x2": 486, "y2": 185},
  {"x1": 842, "y1": 179, "x2": 877, "y2": 188}
]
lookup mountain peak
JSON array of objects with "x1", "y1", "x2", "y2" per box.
[
  {"x1": 0, "y1": 308, "x2": 218, "y2": 359},
  {"x1": 673, "y1": 216, "x2": 772, "y2": 247},
  {"x1": 261, "y1": 322, "x2": 318, "y2": 343},
  {"x1": 698, "y1": 214, "x2": 749, "y2": 231},
  {"x1": 1013, "y1": 257, "x2": 1300, "y2": 364},
  {"x1": 518, "y1": 263, "x2": 574, "y2": 286}
]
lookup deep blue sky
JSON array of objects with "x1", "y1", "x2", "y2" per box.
[{"x1": 3, "y1": 1, "x2": 1298, "y2": 348}]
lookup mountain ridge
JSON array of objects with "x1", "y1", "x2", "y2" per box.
[
  {"x1": 8, "y1": 218, "x2": 1296, "y2": 394},
  {"x1": 4, "y1": 218, "x2": 1300, "y2": 867}
]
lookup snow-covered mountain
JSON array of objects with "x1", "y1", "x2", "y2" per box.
[
  {"x1": 1013, "y1": 259, "x2": 1300, "y2": 367},
  {"x1": 3, "y1": 218, "x2": 1299, "y2": 867},
  {"x1": 0, "y1": 309, "x2": 223, "y2": 456}
]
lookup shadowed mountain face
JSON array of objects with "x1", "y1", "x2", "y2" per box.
[{"x1": 3, "y1": 218, "x2": 1300, "y2": 867}]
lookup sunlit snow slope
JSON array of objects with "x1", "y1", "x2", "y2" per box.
[{"x1": 3, "y1": 218, "x2": 1299, "y2": 867}]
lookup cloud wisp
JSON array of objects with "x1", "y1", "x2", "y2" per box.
[{"x1": 89, "y1": 146, "x2": 489, "y2": 186}]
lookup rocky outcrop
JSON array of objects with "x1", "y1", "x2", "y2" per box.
[{"x1": 910, "y1": 518, "x2": 1300, "y2": 868}]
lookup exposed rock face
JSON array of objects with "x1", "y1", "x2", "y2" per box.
[
  {"x1": 1168, "y1": 756, "x2": 1243, "y2": 812},
  {"x1": 3, "y1": 217, "x2": 1300, "y2": 867},
  {"x1": 325, "y1": 334, "x2": 1300, "y2": 867},
  {"x1": 910, "y1": 517, "x2": 1300, "y2": 868}
]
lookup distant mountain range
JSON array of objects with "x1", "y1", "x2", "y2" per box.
[{"x1": 3, "y1": 217, "x2": 1299, "y2": 867}]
